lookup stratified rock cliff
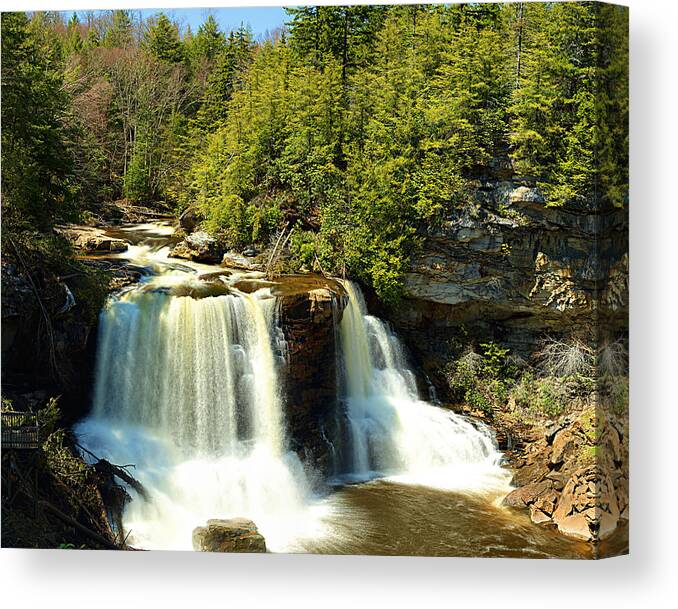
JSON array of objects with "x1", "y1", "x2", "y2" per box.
[
  {"x1": 391, "y1": 159, "x2": 628, "y2": 392},
  {"x1": 275, "y1": 276, "x2": 347, "y2": 473},
  {"x1": 386, "y1": 158, "x2": 628, "y2": 545}
]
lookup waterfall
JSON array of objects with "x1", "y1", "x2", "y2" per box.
[
  {"x1": 91, "y1": 288, "x2": 284, "y2": 456},
  {"x1": 335, "y1": 281, "x2": 510, "y2": 491},
  {"x1": 75, "y1": 233, "x2": 509, "y2": 552},
  {"x1": 76, "y1": 280, "x2": 322, "y2": 551}
]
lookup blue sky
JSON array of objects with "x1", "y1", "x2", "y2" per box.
[
  {"x1": 141, "y1": 7, "x2": 289, "y2": 38},
  {"x1": 65, "y1": 6, "x2": 290, "y2": 39}
]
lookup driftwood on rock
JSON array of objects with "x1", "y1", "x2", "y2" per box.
[
  {"x1": 93, "y1": 459, "x2": 148, "y2": 501},
  {"x1": 74, "y1": 442, "x2": 149, "y2": 544}
]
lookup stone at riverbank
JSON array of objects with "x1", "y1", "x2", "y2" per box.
[
  {"x1": 170, "y1": 231, "x2": 224, "y2": 263},
  {"x1": 501, "y1": 404, "x2": 628, "y2": 543},
  {"x1": 55, "y1": 225, "x2": 128, "y2": 253},
  {"x1": 192, "y1": 518, "x2": 267, "y2": 553}
]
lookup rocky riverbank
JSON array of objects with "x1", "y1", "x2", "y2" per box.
[
  {"x1": 2, "y1": 180, "x2": 628, "y2": 550},
  {"x1": 498, "y1": 400, "x2": 628, "y2": 542},
  {"x1": 379, "y1": 159, "x2": 628, "y2": 546}
]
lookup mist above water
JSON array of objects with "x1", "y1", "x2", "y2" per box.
[{"x1": 76, "y1": 232, "x2": 511, "y2": 552}]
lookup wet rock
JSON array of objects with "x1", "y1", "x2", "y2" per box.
[
  {"x1": 192, "y1": 518, "x2": 266, "y2": 553},
  {"x1": 56, "y1": 225, "x2": 128, "y2": 253},
  {"x1": 277, "y1": 278, "x2": 347, "y2": 472},
  {"x1": 171, "y1": 231, "x2": 224, "y2": 263},
  {"x1": 502, "y1": 480, "x2": 551, "y2": 509},
  {"x1": 179, "y1": 207, "x2": 203, "y2": 233},
  {"x1": 554, "y1": 513, "x2": 591, "y2": 541},
  {"x1": 222, "y1": 251, "x2": 264, "y2": 271},
  {"x1": 530, "y1": 504, "x2": 553, "y2": 525},
  {"x1": 80, "y1": 259, "x2": 146, "y2": 292}
]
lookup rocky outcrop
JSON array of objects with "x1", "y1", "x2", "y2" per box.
[
  {"x1": 1, "y1": 260, "x2": 102, "y2": 421},
  {"x1": 192, "y1": 518, "x2": 266, "y2": 553},
  {"x1": 501, "y1": 403, "x2": 628, "y2": 543},
  {"x1": 178, "y1": 206, "x2": 203, "y2": 233},
  {"x1": 55, "y1": 225, "x2": 128, "y2": 253},
  {"x1": 222, "y1": 251, "x2": 264, "y2": 271},
  {"x1": 388, "y1": 161, "x2": 628, "y2": 387},
  {"x1": 276, "y1": 275, "x2": 347, "y2": 472},
  {"x1": 170, "y1": 231, "x2": 224, "y2": 263}
]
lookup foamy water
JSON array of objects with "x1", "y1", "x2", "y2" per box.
[{"x1": 76, "y1": 232, "x2": 511, "y2": 552}]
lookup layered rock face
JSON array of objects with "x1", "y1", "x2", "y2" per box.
[
  {"x1": 386, "y1": 159, "x2": 628, "y2": 545},
  {"x1": 275, "y1": 276, "x2": 347, "y2": 472},
  {"x1": 391, "y1": 162, "x2": 628, "y2": 377}
]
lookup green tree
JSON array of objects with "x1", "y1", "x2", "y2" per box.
[
  {"x1": 1, "y1": 12, "x2": 74, "y2": 231},
  {"x1": 64, "y1": 13, "x2": 83, "y2": 55},
  {"x1": 509, "y1": 2, "x2": 600, "y2": 207},
  {"x1": 103, "y1": 10, "x2": 134, "y2": 49},
  {"x1": 194, "y1": 26, "x2": 253, "y2": 132},
  {"x1": 190, "y1": 15, "x2": 226, "y2": 63},
  {"x1": 144, "y1": 13, "x2": 184, "y2": 64}
]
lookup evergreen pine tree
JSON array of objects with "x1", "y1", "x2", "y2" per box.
[{"x1": 144, "y1": 13, "x2": 184, "y2": 64}]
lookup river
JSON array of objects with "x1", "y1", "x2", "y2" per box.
[{"x1": 74, "y1": 222, "x2": 627, "y2": 558}]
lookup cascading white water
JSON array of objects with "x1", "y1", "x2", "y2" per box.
[
  {"x1": 336, "y1": 281, "x2": 511, "y2": 491},
  {"x1": 76, "y1": 225, "x2": 510, "y2": 552},
  {"x1": 91, "y1": 288, "x2": 284, "y2": 456},
  {"x1": 76, "y1": 268, "x2": 325, "y2": 551}
]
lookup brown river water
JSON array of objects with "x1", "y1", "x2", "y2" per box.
[
  {"x1": 82, "y1": 223, "x2": 628, "y2": 559},
  {"x1": 297, "y1": 480, "x2": 628, "y2": 559}
]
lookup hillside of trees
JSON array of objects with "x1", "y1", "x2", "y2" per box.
[{"x1": 1, "y1": 3, "x2": 628, "y2": 303}]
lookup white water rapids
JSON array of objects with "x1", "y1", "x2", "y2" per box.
[
  {"x1": 75, "y1": 226, "x2": 511, "y2": 552},
  {"x1": 335, "y1": 281, "x2": 510, "y2": 491}
]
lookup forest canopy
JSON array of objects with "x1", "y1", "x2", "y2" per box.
[{"x1": 1, "y1": 4, "x2": 628, "y2": 303}]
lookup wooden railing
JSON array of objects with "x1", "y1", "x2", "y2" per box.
[{"x1": 1, "y1": 411, "x2": 39, "y2": 449}]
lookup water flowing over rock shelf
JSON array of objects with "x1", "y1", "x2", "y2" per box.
[{"x1": 75, "y1": 227, "x2": 515, "y2": 552}]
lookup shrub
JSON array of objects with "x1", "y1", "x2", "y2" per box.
[
  {"x1": 599, "y1": 338, "x2": 628, "y2": 377},
  {"x1": 536, "y1": 337, "x2": 595, "y2": 377},
  {"x1": 446, "y1": 343, "x2": 515, "y2": 415},
  {"x1": 511, "y1": 373, "x2": 570, "y2": 418}
]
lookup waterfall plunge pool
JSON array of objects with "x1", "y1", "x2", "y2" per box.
[{"x1": 75, "y1": 223, "x2": 627, "y2": 559}]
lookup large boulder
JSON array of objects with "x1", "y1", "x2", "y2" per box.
[
  {"x1": 56, "y1": 225, "x2": 128, "y2": 253},
  {"x1": 222, "y1": 251, "x2": 264, "y2": 271},
  {"x1": 502, "y1": 480, "x2": 552, "y2": 509},
  {"x1": 551, "y1": 466, "x2": 620, "y2": 542},
  {"x1": 179, "y1": 207, "x2": 203, "y2": 233},
  {"x1": 170, "y1": 231, "x2": 224, "y2": 263},
  {"x1": 192, "y1": 518, "x2": 267, "y2": 553}
]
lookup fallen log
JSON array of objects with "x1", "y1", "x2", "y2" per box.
[
  {"x1": 38, "y1": 499, "x2": 120, "y2": 550},
  {"x1": 94, "y1": 459, "x2": 148, "y2": 501}
]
